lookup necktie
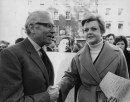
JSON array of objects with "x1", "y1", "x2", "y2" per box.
[{"x1": 39, "y1": 48, "x2": 51, "y2": 73}]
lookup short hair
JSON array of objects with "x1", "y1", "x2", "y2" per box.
[
  {"x1": 81, "y1": 13, "x2": 105, "y2": 34},
  {"x1": 25, "y1": 10, "x2": 51, "y2": 35},
  {"x1": 114, "y1": 35, "x2": 128, "y2": 50},
  {"x1": 15, "y1": 38, "x2": 25, "y2": 44},
  {"x1": 106, "y1": 33, "x2": 115, "y2": 39}
]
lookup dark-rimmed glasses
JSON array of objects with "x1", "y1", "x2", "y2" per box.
[{"x1": 35, "y1": 22, "x2": 55, "y2": 29}]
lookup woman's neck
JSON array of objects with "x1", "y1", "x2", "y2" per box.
[{"x1": 88, "y1": 39, "x2": 103, "y2": 51}]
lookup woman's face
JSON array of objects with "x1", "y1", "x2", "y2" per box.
[
  {"x1": 58, "y1": 39, "x2": 70, "y2": 52},
  {"x1": 116, "y1": 41, "x2": 125, "y2": 51},
  {"x1": 83, "y1": 21, "x2": 102, "y2": 45}
]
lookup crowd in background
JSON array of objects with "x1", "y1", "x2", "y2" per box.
[
  {"x1": 1, "y1": 34, "x2": 130, "y2": 53},
  {"x1": 1, "y1": 34, "x2": 130, "y2": 74},
  {"x1": 0, "y1": 10, "x2": 130, "y2": 102}
]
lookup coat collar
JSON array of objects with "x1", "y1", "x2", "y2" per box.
[
  {"x1": 77, "y1": 42, "x2": 120, "y2": 83},
  {"x1": 23, "y1": 38, "x2": 49, "y2": 85}
]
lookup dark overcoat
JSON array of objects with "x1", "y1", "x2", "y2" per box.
[{"x1": 0, "y1": 38, "x2": 54, "y2": 102}]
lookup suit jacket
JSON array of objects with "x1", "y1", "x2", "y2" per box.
[
  {"x1": 57, "y1": 41, "x2": 129, "y2": 102},
  {"x1": 0, "y1": 38, "x2": 54, "y2": 102}
]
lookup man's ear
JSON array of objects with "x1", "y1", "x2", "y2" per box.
[{"x1": 29, "y1": 24, "x2": 34, "y2": 33}]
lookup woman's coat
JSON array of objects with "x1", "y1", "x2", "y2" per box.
[{"x1": 57, "y1": 42, "x2": 129, "y2": 102}]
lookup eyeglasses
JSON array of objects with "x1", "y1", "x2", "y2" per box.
[{"x1": 35, "y1": 22, "x2": 55, "y2": 29}]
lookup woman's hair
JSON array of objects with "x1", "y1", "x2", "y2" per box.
[
  {"x1": 81, "y1": 13, "x2": 105, "y2": 34},
  {"x1": 114, "y1": 35, "x2": 128, "y2": 51}
]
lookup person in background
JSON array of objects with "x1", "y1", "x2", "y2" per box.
[
  {"x1": 58, "y1": 37, "x2": 71, "y2": 52},
  {"x1": 15, "y1": 37, "x2": 25, "y2": 44},
  {"x1": 0, "y1": 40, "x2": 9, "y2": 52},
  {"x1": 46, "y1": 39, "x2": 57, "y2": 52},
  {"x1": 106, "y1": 33, "x2": 115, "y2": 44},
  {"x1": 114, "y1": 35, "x2": 130, "y2": 75},
  {"x1": 72, "y1": 43, "x2": 82, "y2": 52},
  {"x1": 55, "y1": 13, "x2": 129, "y2": 102},
  {"x1": 0, "y1": 10, "x2": 59, "y2": 102}
]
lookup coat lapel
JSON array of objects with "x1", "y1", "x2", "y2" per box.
[
  {"x1": 23, "y1": 38, "x2": 49, "y2": 85},
  {"x1": 79, "y1": 43, "x2": 101, "y2": 84},
  {"x1": 94, "y1": 42, "x2": 119, "y2": 74}
]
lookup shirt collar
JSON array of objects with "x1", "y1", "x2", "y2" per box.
[{"x1": 28, "y1": 37, "x2": 41, "y2": 52}]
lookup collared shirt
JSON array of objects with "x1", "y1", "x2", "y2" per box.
[{"x1": 28, "y1": 37, "x2": 43, "y2": 57}]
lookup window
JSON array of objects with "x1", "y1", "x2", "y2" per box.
[
  {"x1": 28, "y1": 0, "x2": 32, "y2": 5},
  {"x1": 79, "y1": 12, "x2": 84, "y2": 20},
  {"x1": 118, "y1": 23, "x2": 123, "y2": 34},
  {"x1": 40, "y1": 0, "x2": 44, "y2": 5},
  {"x1": 118, "y1": 23, "x2": 123, "y2": 29},
  {"x1": 54, "y1": 11, "x2": 59, "y2": 20},
  {"x1": 118, "y1": 8, "x2": 123, "y2": 15},
  {"x1": 66, "y1": 11, "x2": 71, "y2": 20},
  {"x1": 106, "y1": 23, "x2": 111, "y2": 33},
  {"x1": 106, "y1": 23, "x2": 111, "y2": 29},
  {"x1": 54, "y1": 0, "x2": 59, "y2": 5},
  {"x1": 105, "y1": 8, "x2": 111, "y2": 15}
]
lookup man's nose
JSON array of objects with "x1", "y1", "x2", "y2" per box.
[{"x1": 50, "y1": 28, "x2": 56, "y2": 34}]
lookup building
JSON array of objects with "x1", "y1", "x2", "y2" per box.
[{"x1": 97, "y1": 0, "x2": 130, "y2": 36}]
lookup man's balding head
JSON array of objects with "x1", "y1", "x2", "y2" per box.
[{"x1": 25, "y1": 11, "x2": 53, "y2": 35}]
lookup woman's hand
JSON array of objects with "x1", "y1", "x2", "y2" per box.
[{"x1": 107, "y1": 97, "x2": 118, "y2": 102}]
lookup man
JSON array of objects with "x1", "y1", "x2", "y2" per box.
[
  {"x1": 0, "y1": 40, "x2": 9, "y2": 52},
  {"x1": 106, "y1": 33, "x2": 115, "y2": 44},
  {"x1": 0, "y1": 11, "x2": 59, "y2": 102}
]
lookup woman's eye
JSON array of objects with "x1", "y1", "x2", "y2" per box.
[
  {"x1": 91, "y1": 27, "x2": 97, "y2": 31},
  {"x1": 84, "y1": 28, "x2": 89, "y2": 32}
]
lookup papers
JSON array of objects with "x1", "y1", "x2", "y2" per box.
[{"x1": 99, "y1": 72, "x2": 130, "y2": 102}]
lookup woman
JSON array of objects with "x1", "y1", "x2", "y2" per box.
[
  {"x1": 114, "y1": 35, "x2": 130, "y2": 75},
  {"x1": 57, "y1": 14, "x2": 129, "y2": 102},
  {"x1": 58, "y1": 37, "x2": 72, "y2": 52},
  {"x1": 72, "y1": 43, "x2": 83, "y2": 52}
]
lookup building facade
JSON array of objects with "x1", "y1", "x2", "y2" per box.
[{"x1": 97, "y1": 0, "x2": 130, "y2": 36}]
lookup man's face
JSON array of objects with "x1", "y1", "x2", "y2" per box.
[
  {"x1": 0, "y1": 43, "x2": 7, "y2": 51},
  {"x1": 83, "y1": 21, "x2": 102, "y2": 45},
  {"x1": 107, "y1": 35, "x2": 115, "y2": 44},
  {"x1": 30, "y1": 13, "x2": 55, "y2": 47}
]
